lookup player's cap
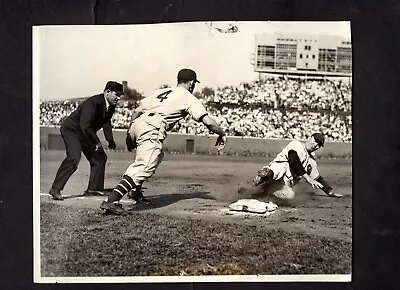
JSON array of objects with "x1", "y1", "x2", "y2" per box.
[
  {"x1": 312, "y1": 132, "x2": 325, "y2": 147},
  {"x1": 104, "y1": 81, "x2": 124, "y2": 94},
  {"x1": 177, "y1": 69, "x2": 200, "y2": 83}
]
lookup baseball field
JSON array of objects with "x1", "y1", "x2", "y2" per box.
[{"x1": 38, "y1": 150, "x2": 352, "y2": 279}]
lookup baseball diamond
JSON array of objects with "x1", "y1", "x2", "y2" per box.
[
  {"x1": 36, "y1": 22, "x2": 352, "y2": 281},
  {"x1": 39, "y1": 149, "x2": 352, "y2": 277}
]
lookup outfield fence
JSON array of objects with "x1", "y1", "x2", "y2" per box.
[{"x1": 39, "y1": 126, "x2": 352, "y2": 159}]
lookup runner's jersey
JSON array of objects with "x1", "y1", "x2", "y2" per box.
[{"x1": 269, "y1": 140, "x2": 319, "y2": 185}]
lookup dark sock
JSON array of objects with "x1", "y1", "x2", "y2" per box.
[
  {"x1": 107, "y1": 191, "x2": 122, "y2": 203},
  {"x1": 107, "y1": 175, "x2": 136, "y2": 203}
]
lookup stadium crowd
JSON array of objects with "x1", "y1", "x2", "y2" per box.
[
  {"x1": 172, "y1": 106, "x2": 352, "y2": 142},
  {"x1": 40, "y1": 77, "x2": 352, "y2": 142},
  {"x1": 204, "y1": 77, "x2": 351, "y2": 112},
  {"x1": 40, "y1": 100, "x2": 79, "y2": 126}
]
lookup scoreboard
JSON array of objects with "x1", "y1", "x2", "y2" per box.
[{"x1": 254, "y1": 33, "x2": 352, "y2": 77}]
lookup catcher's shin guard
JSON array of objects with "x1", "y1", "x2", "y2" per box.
[{"x1": 252, "y1": 167, "x2": 274, "y2": 186}]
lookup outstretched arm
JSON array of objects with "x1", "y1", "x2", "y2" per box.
[
  {"x1": 200, "y1": 114, "x2": 227, "y2": 151},
  {"x1": 288, "y1": 150, "x2": 323, "y2": 189},
  {"x1": 316, "y1": 176, "x2": 343, "y2": 197}
]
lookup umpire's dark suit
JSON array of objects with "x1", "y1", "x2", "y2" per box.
[{"x1": 51, "y1": 94, "x2": 116, "y2": 192}]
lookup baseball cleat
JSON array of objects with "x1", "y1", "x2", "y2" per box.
[
  {"x1": 252, "y1": 176, "x2": 263, "y2": 186},
  {"x1": 49, "y1": 188, "x2": 63, "y2": 200},
  {"x1": 134, "y1": 196, "x2": 153, "y2": 205},
  {"x1": 100, "y1": 201, "x2": 126, "y2": 215},
  {"x1": 127, "y1": 189, "x2": 153, "y2": 205}
]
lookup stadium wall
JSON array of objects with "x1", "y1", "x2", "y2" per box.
[{"x1": 39, "y1": 126, "x2": 352, "y2": 159}]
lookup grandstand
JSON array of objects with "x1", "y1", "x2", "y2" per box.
[
  {"x1": 39, "y1": 75, "x2": 352, "y2": 143},
  {"x1": 39, "y1": 33, "x2": 352, "y2": 143}
]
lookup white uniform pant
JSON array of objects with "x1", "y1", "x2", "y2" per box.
[
  {"x1": 261, "y1": 158, "x2": 319, "y2": 200},
  {"x1": 261, "y1": 162, "x2": 296, "y2": 200},
  {"x1": 267, "y1": 179, "x2": 296, "y2": 200},
  {"x1": 124, "y1": 113, "x2": 167, "y2": 187}
]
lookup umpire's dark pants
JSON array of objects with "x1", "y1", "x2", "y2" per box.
[{"x1": 51, "y1": 127, "x2": 108, "y2": 191}]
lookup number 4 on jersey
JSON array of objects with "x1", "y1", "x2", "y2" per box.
[{"x1": 157, "y1": 90, "x2": 172, "y2": 102}]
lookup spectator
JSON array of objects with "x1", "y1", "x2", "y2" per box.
[{"x1": 39, "y1": 76, "x2": 352, "y2": 143}]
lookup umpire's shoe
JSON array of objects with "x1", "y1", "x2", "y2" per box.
[
  {"x1": 100, "y1": 201, "x2": 126, "y2": 215},
  {"x1": 49, "y1": 188, "x2": 63, "y2": 201},
  {"x1": 127, "y1": 188, "x2": 153, "y2": 205},
  {"x1": 83, "y1": 190, "x2": 106, "y2": 197}
]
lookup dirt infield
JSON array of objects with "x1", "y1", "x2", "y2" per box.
[{"x1": 39, "y1": 150, "x2": 352, "y2": 277}]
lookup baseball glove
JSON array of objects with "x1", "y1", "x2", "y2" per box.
[
  {"x1": 108, "y1": 140, "x2": 116, "y2": 150},
  {"x1": 215, "y1": 135, "x2": 227, "y2": 151},
  {"x1": 126, "y1": 133, "x2": 136, "y2": 152}
]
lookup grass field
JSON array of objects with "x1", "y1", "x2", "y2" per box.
[{"x1": 39, "y1": 150, "x2": 352, "y2": 278}]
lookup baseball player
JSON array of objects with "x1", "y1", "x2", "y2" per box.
[
  {"x1": 238, "y1": 133, "x2": 343, "y2": 201},
  {"x1": 100, "y1": 68, "x2": 227, "y2": 215}
]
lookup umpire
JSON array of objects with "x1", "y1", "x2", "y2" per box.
[{"x1": 49, "y1": 81, "x2": 124, "y2": 200}]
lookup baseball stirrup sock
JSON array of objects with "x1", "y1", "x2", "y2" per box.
[
  {"x1": 108, "y1": 175, "x2": 135, "y2": 202},
  {"x1": 115, "y1": 175, "x2": 135, "y2": 196}
]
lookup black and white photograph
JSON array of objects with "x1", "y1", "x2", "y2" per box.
[{"x1": 33, "y1": 21, "x2": 352, "y2": 283}]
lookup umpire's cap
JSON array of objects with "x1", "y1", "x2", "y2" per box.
[
  {"x1": 104, "y1": 81, "x2": 124, "y2": 93},
  {"x1": 177, "y1": 69, "x2": 200, "y2": 83},
  {"x1": 312, "y1": 132, "x2": 325, "y2": 147}
]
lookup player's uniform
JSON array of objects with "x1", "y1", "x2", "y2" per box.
[
  {"x1": 268, "y1": 140, "x2": 319, "y2": 186},
  {"x1": 124, "y1": 87, "x2": 208, "y2": 187},
  {"x1": 259, "y1": 140, "x2": 320, "y2": 199}
]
